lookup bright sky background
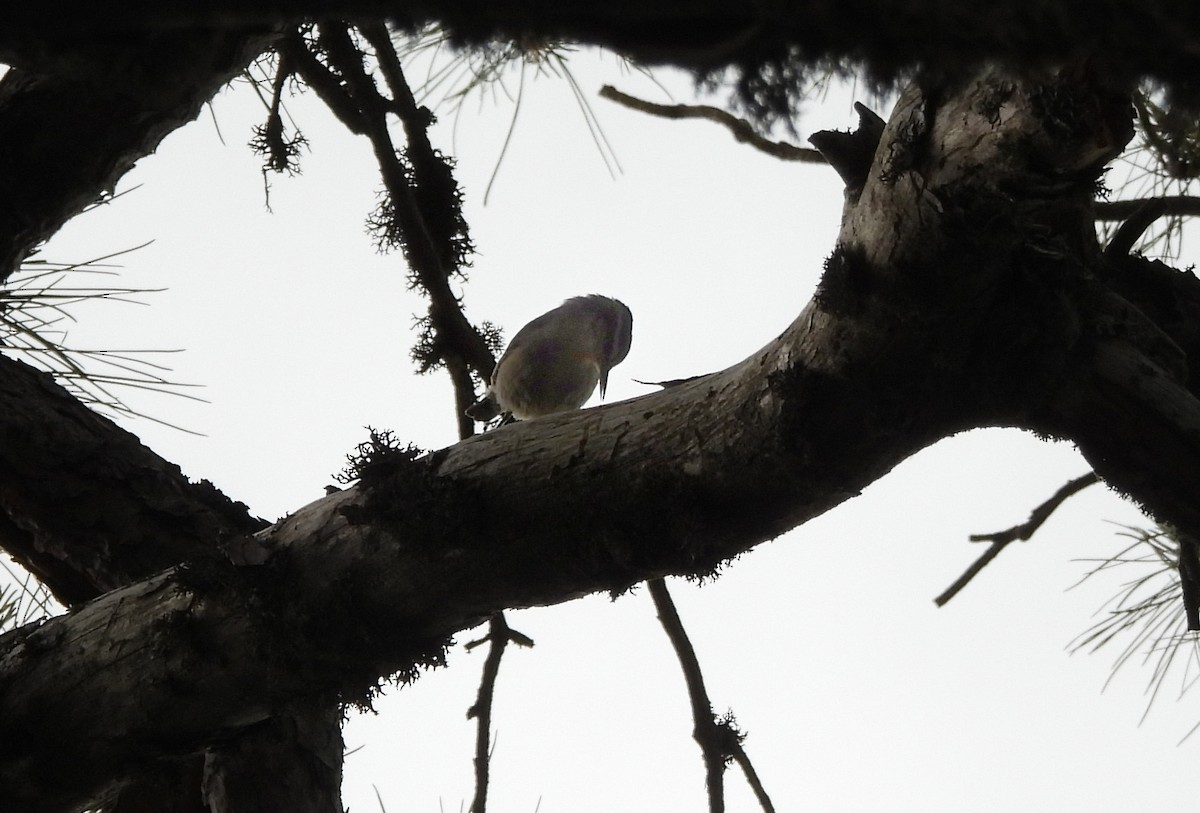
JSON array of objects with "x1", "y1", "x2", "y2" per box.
[{"x1": 15, "y1": 46, "x2": 1200, "y2": 811}]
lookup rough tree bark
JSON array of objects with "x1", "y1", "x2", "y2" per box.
[{"x1": 6, "y1": 53, "x2": 1199, "y2": 810}]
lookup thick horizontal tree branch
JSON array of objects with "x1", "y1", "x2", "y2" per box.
[
  {"x1": 0, "y1": 298, "x2": 959, "y2": 811},
  {"x1": 1099, "y1": 253, "x2": 1200, "y2": 391}
]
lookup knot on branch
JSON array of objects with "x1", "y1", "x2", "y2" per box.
[{"x1": 710, "y1": 711, "x2": 748, "y2": 763}]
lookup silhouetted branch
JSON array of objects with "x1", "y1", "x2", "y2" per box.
[
  {"x1": 277, "y1": 30, "x2": 369, "y2": 134},
  {"x1": 935, "y1": 472, "x2": 1099, "y2": 606},
  {"x1": 358, "y1": 22, "x2": 497, "y2": 426},
  {"x1": 249, "y1": 51, "x2": 306, "y2": 177},
  {"x1": 1104, "y1": 197, "x2": 1171, "y2": 257},
  {"x1": 648, "y1": 578, "x2": 725, "y2": 812},
  {"x1": 599, "y1": 85, "x2": 823, "y2": 163},
  {"x1": 465, "y1": 612, "x2": 533, "y2": 813},
  {"x1": 649, "y1": 578, "x2": 775, "y2": 813},
  {"x1": 728, "y1": 737, "x2": 775, "y2": 813},
  {"x1": 283, "y1": 22, "x2": 495, "y2": 437},
  {"x1": 1094, "y1": 195, "x2": 1200, "y2": 221},
  {"x1": 466, "y1": 615, "x2": 505, "y2": 813}
]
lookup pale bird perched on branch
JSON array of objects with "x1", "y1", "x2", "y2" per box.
[{"x1": 467, "y1": 295, "x2": 633, "y2": 422}]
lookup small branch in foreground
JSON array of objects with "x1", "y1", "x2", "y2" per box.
[
  {"x1": 935, "y1": 472, "x2": 1099, "y2": 606},
  {"x1": 599, "y1": 85, "x2": 824, "y2": 164},
  {"x1": 465, "y1": 612, "x2": 534, "y2": 813},
  {"x1": 648, "y1": 578, "x2": 775, "y2": 813}
]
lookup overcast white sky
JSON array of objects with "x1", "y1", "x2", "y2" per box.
[{"x1": 14, "y1": 47, "x2": 1200, "y2": 811}]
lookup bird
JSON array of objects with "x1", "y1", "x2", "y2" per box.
[{"x1": 467, "y1": 295, "x2": 633, "y2": 422}]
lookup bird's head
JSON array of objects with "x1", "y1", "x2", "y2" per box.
[{"x1": 569, "y1": 295, "x2": 633, "y2": 397}]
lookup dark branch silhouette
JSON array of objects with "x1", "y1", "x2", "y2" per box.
[
  {"x1": 935, "y1": 473, "x2": 1100, "y2": 606},
  {"x1": 599, "y1": 85, "x2": 824, "y2": 163},
  {"x1": 729, "y1": 739, "x2": 775, "y2": 813},
  {"x1": 279, "y1": 23, "x2": 494, "y2": 438},
  {"x1": 1094, "y1": 195, "x2": 1200, "y2": 222},
  {"x1": 1177, "y1": 533, "x2": 1200, "y2": 631},
  {"x1": 465, "y1": 613, "x2": 534, "y2": 812},
  {"x1": 1104, "y1": 197, "x2": 1172, "y2": 257},
  {"x1": 648, "y1": 578, "x2": 725, "y2": 812},
  {"x1": 648, "y1": 578, "x2": 775, "y2": 813}
]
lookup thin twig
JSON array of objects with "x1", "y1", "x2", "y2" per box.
[
  {"x1": 729, "y1": 741, "x2": 775, "y2": 813},
  {"x1": 466, "y1": 614, "x2": 506, "y2": 813},
  {"x1": 357, "y1": 23, "x2": 498, "y2": 396},
  {"x1": 647, "y1": 578, "x2": 725, "y2": 813},
  {"x1": 465, "y1": 613, "x2": 533, "y2": 813},
  {"x1": 934, "y1": 472, "x2": 1099, "y2": 606},
  {"x1": 599, "y1": 85, "x2": 825, "y2": 163},
  {"x1": 649, "y1": 579, "x2": 777, "y2": 813},
  {"x1": 277, "y1": 30, "x2": 369, "y2": 134},
  {"x1": 294, "y1": 22, "x2": 494, "y2": 437}
]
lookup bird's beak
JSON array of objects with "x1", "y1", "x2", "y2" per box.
[{"x1": 599, "y1": 366, "x2": 611, "y2": 399}]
